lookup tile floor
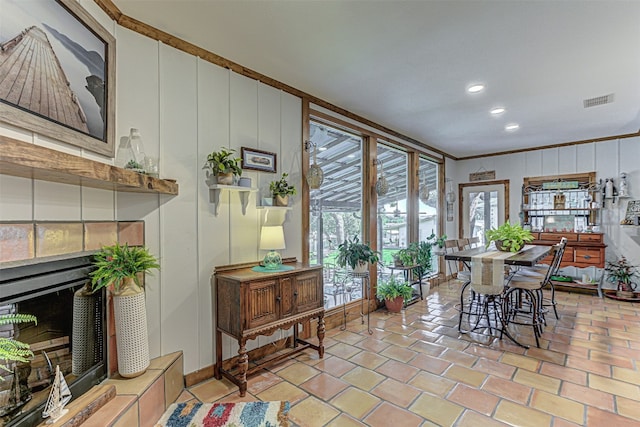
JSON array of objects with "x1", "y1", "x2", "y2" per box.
[{"x1": 177, "y1": 282, "x2": 640, "y2": 426}]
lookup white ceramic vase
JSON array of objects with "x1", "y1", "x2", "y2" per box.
[{"x1": 113, "y1": 278, "x2": 150, "y2": 378}]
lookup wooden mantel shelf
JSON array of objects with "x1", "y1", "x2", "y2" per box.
[{"x1": 0, "y1": 136, "x2": 179, "y2": 195}]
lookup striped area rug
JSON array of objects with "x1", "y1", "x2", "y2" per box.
[{"x1": 156, "y1": 401, "x2": 290, "y2": 427}]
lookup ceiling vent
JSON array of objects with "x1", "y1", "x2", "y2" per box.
[{"x1": 583, "y1": 94, "x2": 614, "y2": 108}]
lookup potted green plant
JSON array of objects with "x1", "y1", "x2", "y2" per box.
[
  {"x1": 90, "y1": 243, "x2": 159, "y2": 378},
  {"x1": 0, "y1": 313, "x2": 37, "y2": 374},
  {"x1": 377, "y1": 275, "x2": 413, "y2": 312},
  {"x1": 203, "y1": 147, "x2": 242, "y2": 185},
  {"x1": 269, "y1": 173, "x2": 297, "y2": 206},
  {"x1": 485, "y1": 222, "x2": 533, "y2": 252},
  {"x1": 605, "y1": 256, "x2": 639, "y2": 298},
  {"x1": 433, "y1": 234, "x2": 447, "y2": 255},
  {"x1": 395, "y1": 247, "x2": 415, "y2": 267},
  {"x1": 336, "y1": 235, "x2": 380, "y2": 273}
]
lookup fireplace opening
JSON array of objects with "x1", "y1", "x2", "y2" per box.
[{"x1": 1, "y1": 255, "x2": 107, "y2": 427}]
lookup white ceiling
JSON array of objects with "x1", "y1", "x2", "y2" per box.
[{"x1": 113, "y1": 0, "x2": 640, "y2": 158}]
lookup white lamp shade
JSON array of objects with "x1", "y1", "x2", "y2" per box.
[{"x1": 260, "y1": 226, "x2": 286, "y2": 250}]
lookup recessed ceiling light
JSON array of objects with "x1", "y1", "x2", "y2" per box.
[
  {"x1": 467, "y1": 83, "x2": 485, "y2": 94},
  {"x1": 318, "y1": 147, "x2": 327, "y2": 151},
  {"x1": 347, "y1": 154, "x2": 355, "y2": 158},
  {"x1": 505, "y1": 123, "x2": 520, "y2": 131},
  {"x1": 490, "y1": 107, "x2": 505, "y2": 115}
]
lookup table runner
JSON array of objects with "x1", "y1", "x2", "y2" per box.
[{"x1": 470, "y1": 245, "x2": 535, "y2": 294}]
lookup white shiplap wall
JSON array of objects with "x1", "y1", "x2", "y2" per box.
[
  {"x1": 0, "y1": 4, "x2": 302, "y2": 374},
  {"x1": 445, "y1": 137, "x2": 640, "y2": 269}
]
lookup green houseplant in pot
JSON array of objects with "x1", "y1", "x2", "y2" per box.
[
  {"x1": 203, "y1": 147, "x2": 242, "y2": 185},
  {"x1": 269, "y1": 173, "x2": 297, "y2": 206},
  {"x1": 90, "y1": 243, "x2": 159, "y2": 378},
  {"x1": 377, "y1": 276, "x2": 413, "y2": 312},
  {"x1": 336, "y1": 235, "x2": 379, "y2": 273},
  {"x1": 605, "y1": 256, "x2": 639, "y2": 298},
  {"x1": 485, "y1": 222, "x2": 533, "y2": 252}
]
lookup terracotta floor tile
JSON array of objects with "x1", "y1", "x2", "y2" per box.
[
  {"x1": 513, "y1": 369, "x2": 561, "y2": 394},
  {"x1": 612, "y1": 366, "x2": 640, "y2": 385},
  {"x1": 330, "y1": 387, "x2": 381, "y2": 419},
  {"x1": 288, "y1": 396, "x2": 340, "y2": 427},
  {"x1": 587, "y1": 407, "x2": 640, "y2": 427},
  {"x1": 408, "y1": 352, "x2": 451, "y2": 375},
  {"x1": 439, "y1": 348, "x2": 478, "y2": 367},
  {"x1": 409, "y1": 392, "x2": 464, "y2": 426},
  {"x1": 589, "y1": 349, "x2": 635, "y2": 369},
  {"x1": 539, "y1": 362, "x2": 587, "y2": 386},
  {"x1": 447, "y1": 383, "x2": 500, "y2": 416},
  {"x1": 256, "y1": 381, "x2": 308, "y2": 404},
  {"x1": 457, "y1": 410, "x2": 510, "y2": 427},
  {"x1": 326, "y1": 342, "x2": 362, "y2": 359},
  {"x1": 379, "y1": 343, "x2": 418, "y2": 362},
  {"x1": 364, "y1": 401, "x2": 424, "y2": 427},
  {"x1": 375, "y1": 359, "x2": 419, "y2": 383},
  {"x1": 500, "y1": 352, "x2": 541, "y2": 371},
  {"x1": 443, "y1": 364, "x2": 487, "y2": 387},
  {"x1": 482, "y1": 376, "x2": 532, "y2": 404},
  {"x1": 565, "y1": 355, "x2": 612, "y2": 377},
  {"x1": 276, "y1": 362, "x2": 321, "y2": 385},
  {"x1": 324, "y1": 414, "x2": 366, "y2": 427},
  {"x1": 180, "y1": 283, "x2": 640, "y2": 427},
  {"x1": 313, "y1": 355, "x2": 356, "y2": 377},
  {"x1": 408, "y1": 339, "x2": 446, "y2": 356},
  {"x1": 530, "y1": 390, "x2": 585, "y2": 424},
  {"x1": 473, "y1": 357, "x2": 517, "y2": 379},
  {"x1": 408, "y1": 370, "x2": 456, "y2": 397},
  {"x1": 341, "y1": 366, "x2": 385, "y2": 391},
  {"x1": 348, "y1": 350, "x2": 388, "y2": 370},
  {"x1": 494, "y1": 399, "x2": 553, "y2": 427},
  {"x1": 616, "y1": 396, "x2": 640, "y2": 421},
  {"x1": 299, "y1": 372, "x2": 349, "y2": 400},
  {"x1": 371, "y1": 378, "x2": 421, "y2": 408},
  {"x1": 588, "y1": 373, "x2": 640, "y2": 400}
]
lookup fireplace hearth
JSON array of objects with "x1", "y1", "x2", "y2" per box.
[{"x1": 0, "y1": 254, "x2": 107, "y2": 427}]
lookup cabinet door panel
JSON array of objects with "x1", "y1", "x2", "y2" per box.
[
  {"x1": 247, "y1": 280, "x2": 279, "y2": 329},
  {"x1": 280, "y1": 277, "x2": 294, "y2": 318},
  {"x1": 295, "y1": 271, "x2": 322, "y2": 312},
  {"x1": 578, "y1": 233, "x2": 603, "y2": 242}
]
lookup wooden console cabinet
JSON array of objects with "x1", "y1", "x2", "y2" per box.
[
  {"x1": 530, "y1": 231, "x2": 606, "y2": 269},
  {"x1": 214, "y1": 260, "x2": 325, "y2": 396}
]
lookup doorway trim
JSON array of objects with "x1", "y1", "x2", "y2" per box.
[{"x1": 458, "y1": 179, "x2": 510, "y2": 238}]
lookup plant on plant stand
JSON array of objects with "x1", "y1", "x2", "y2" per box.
[
  {"x1": 605, "y1": 256, "x2": 639, "y2": 298},
  {"x1": 377, "y1": 276, "x2": 413, "y2": 312},
  {"x1": 269, "y1": 173, "x2": 297, "y2": 206},
  {"x1": 203, "y1": 147, "x2": 242, "y2": 185},
  {"x1": 336, "y1": 235, "x2": 380, "y2": 273},
  {"x1": 90, "y1": 243, "x2": 159, "y2": 378},
  {"x1": 485, "y1": 222, "x2": 533, "y2": 252},
  {"x1": 433, "y1": 234, "x2": 447, "y2": 255}
]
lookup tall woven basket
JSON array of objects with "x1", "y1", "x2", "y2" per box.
[{"x1": 113, "y1": 278, "x2": 150, "y2": 378}]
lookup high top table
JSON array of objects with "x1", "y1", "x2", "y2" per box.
[
  {"x1": 445, "y1": 244, "x2": 552, "y2": 348},
  {"x1": 444, "y1": 244, "x2": 552, "y2": 268}
]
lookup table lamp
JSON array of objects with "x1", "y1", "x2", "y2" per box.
[{"x1": 260, "y1": 225, "x2": 286, "y2": 269}]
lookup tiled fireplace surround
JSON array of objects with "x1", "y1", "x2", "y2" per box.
[{"x1": 0, "y1": 220, "x2": 183, "y2": 427}]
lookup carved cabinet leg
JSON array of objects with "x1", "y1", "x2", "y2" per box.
[
  {"x1": 317, "y1": 314, "x2": 325, "y2": 358},
  {"x1": 237, "y1": 339, "x2": 248, "y2": 397}
]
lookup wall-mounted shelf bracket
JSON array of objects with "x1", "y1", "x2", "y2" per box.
[{"x1": 208, "y1": 184, "x2": 257, "y2": 216}]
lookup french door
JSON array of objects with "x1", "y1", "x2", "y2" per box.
[{"x1": 460, "y1": 181, "x2": 509, "y2": 245}]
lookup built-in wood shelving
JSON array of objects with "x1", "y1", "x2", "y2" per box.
[{"x1": 0, "y1": 135, "x2": 178, "y2": 195}]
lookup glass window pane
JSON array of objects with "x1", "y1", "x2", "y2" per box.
[
  {"x1": 308, "y1": 122, "x2": 363, "y2": 309},
  {"x1": 419, "y1": 157, "x2": 440, "y2": 274}
]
